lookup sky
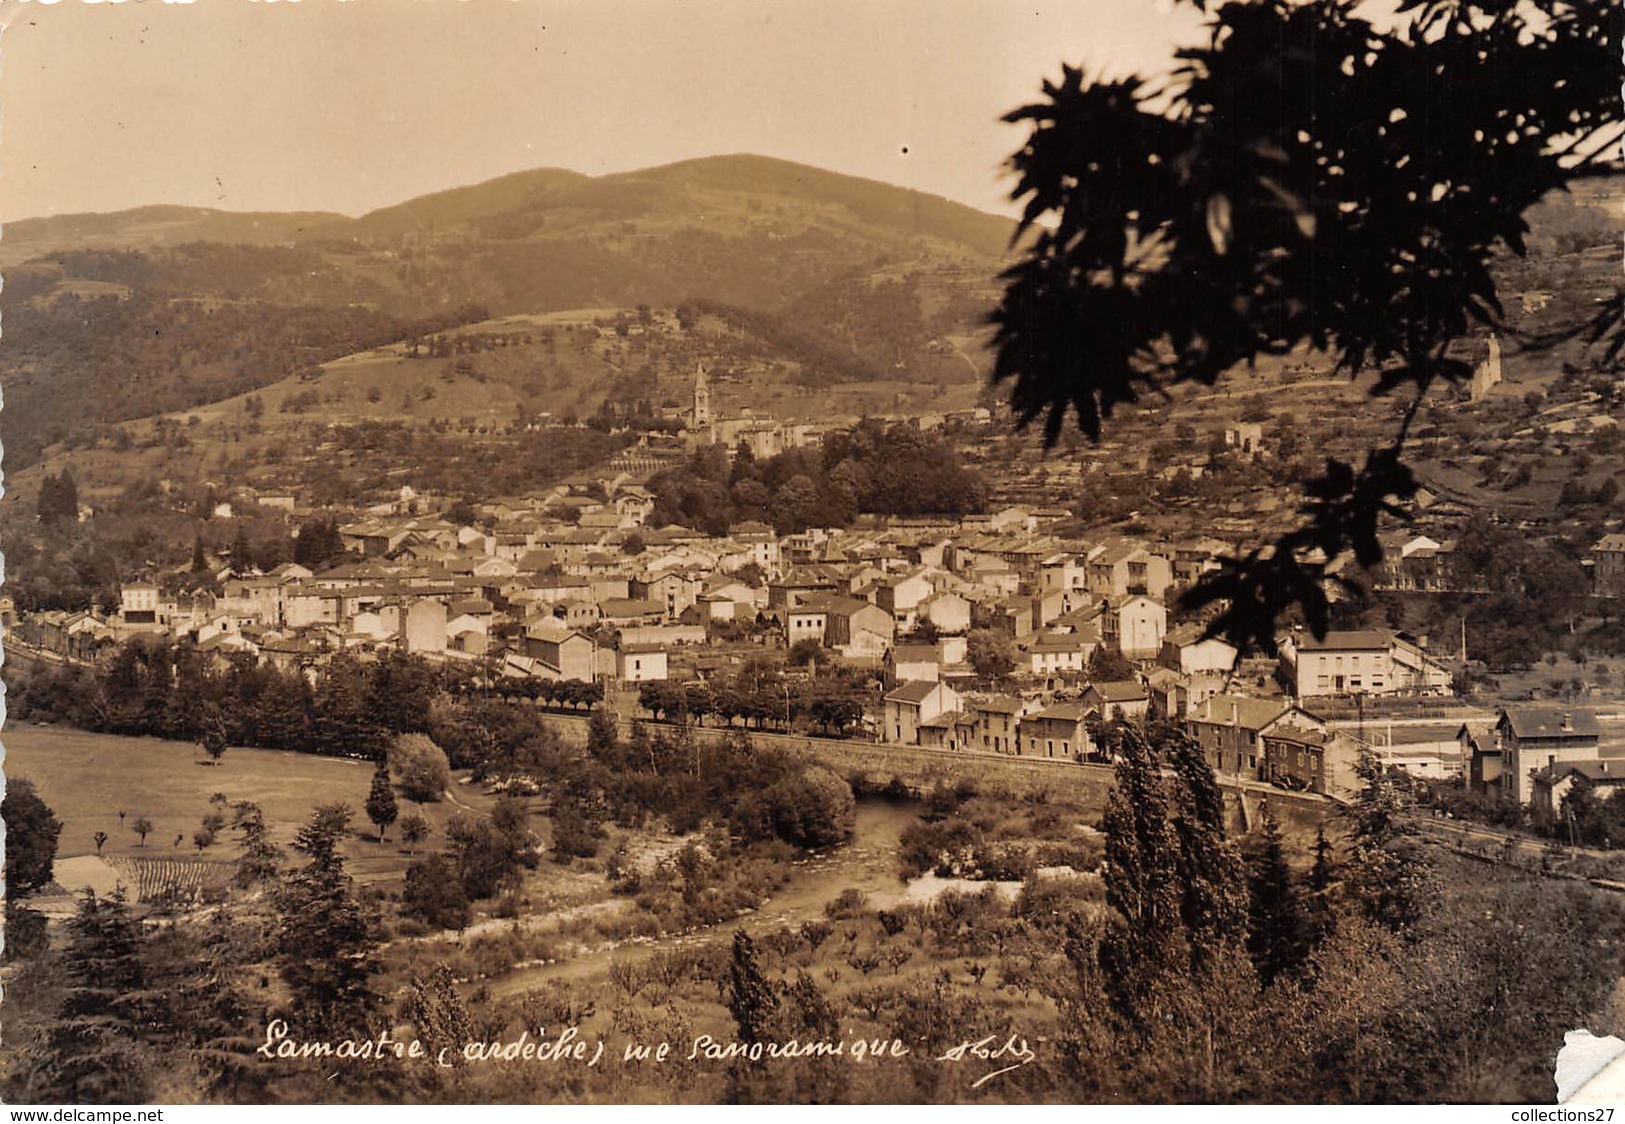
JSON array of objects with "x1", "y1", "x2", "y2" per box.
[{"x1": 0, "y1": 0, "x2": 1207, "y2": 223}]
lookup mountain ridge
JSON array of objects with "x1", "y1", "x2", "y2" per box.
[
  {"x1": 1, "y1": 154, "x2": 1017, "y2": 263},
  {"x1": 0, "y1": 154, "x2": 1014, "y2": 469}
]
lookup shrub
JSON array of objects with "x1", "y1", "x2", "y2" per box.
[
  {"x1": 551, "y1": 807, "x2": 604, "y2": 861},
  {"x1": 3, "y1": 904, "x2": 49, "y2": 962},
  {"x1": 763, "y1": 765, "x2": 855, "y2": 849},
  {"x1": 899, "y1": 818, "x2": 982, "y2": 879},
  {"x1": 402, "y1": 854, "x2": 472, "y2": 931},
  {"x1": 825, "y1": 888, "x2": 868, "y2": 920},
  {"x1": 392, "y1": 733, "x2": 452, "y2": 803}
]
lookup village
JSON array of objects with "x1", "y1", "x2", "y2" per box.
[{"x1": 13, "y1": 362, "x2": 1625, "y2": 819}]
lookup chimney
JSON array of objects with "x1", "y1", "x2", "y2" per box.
[
  {"x1": 1231, "y1": 701, "x2": 1240, "y2": 728},
  {"x1": 1562, "y1": 711, "x2": 1573, "y2": 732}
]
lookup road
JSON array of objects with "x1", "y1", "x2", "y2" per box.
[{"x1": 1402, "y1": 811, "x2": 1625, "y2": 872}]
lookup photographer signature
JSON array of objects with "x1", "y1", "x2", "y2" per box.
[{"x1": 936, "y1": 1033, "x2": 1036, "y2": 1088}]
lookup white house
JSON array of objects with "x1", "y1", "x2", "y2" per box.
[
  {"x1": 120, "y1": 582, "x2": 161, "y2": 625},
  {"x1": 1024, "y1": 630, "x2": 1096, "y2": 676},
  {"x1": 616, "y1": 646, "x2": 669, "y2": 683},
  {"x1": 1100, "y1": 595, "x2": 1167, "y2": 661},
  {"x1": 1282, "y1": 629, "x2": 1453, "y2": 699},
  {"x1": 887, "y1": 644, "x2": 942, "y2": 685},
  {"x1": 403, "y1": 599, "x2": 448, "y2": 654}
]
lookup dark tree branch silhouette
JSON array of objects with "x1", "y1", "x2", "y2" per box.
[{"x1": 991, "y1": 0, "x2": 1622, "y2": 652}]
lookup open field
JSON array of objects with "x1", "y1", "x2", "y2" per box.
[{"x1": 2, "y1": 726, "x2": 495, "y2": 880}]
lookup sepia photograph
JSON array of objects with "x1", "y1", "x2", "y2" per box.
[{"x1": 0, "y1": 0, "x2": 1622, "y2": 1107}]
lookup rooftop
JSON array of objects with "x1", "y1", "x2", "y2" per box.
[
  {"x1": 885, "y1": 680, "x2": 944, "y2": 705},
  {"x1": 1501, "y1": 706, "x2": 1602, "y2": 740},
  {"x1": 1191, "y1": 694, "x2": 1292, "y2": 731},
  {"x1": 1292, "y1": 629, "x2": 1393, "y2": 652}
]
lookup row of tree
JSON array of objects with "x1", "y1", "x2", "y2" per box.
[
  {"x1": 636, "y1": 672, "x2": 868, "y2": 737},
  {"x1": 10, "y1": 644, "x2": 443, "y2": 761}
]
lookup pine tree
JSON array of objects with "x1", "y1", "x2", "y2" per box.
[
  {"x1": 26, "y1": 891, "x2": 153, "y2": 1103},
  {"x1": 1309, "y1": 826, "x2": 1335, "y2": 895},
  {"x1": 230, "y1": 524, "x2": 253, "y2": 575},
  {"x1": 232, "y1": 802, "x2": 284, "y2": 888},
  {"x1": 587, "y1": 706, "x2": 620, "y2": 760},
  {"x1": 366, "y1": 764, "x2": 399, "y2": 842},
  {"x1": 1246, "y1": 805, "x2": 1307, "y2": 986},
  {"x1": 727, "y1": 929, "x2": 780, "y2": 1045},
  {"x1": 1167, "y1": 732, "x2": 1248, "y2": 975},
  {"x1": 1098, "y1": 723, "x2": 1182, "y2": 1015},
  {"x1": 1296, "y1": 824, "x2": 1334, "y2": 948},
  {"x1": 274, "y1": 804, "x2": 377, "y2": 1033},
  {"x1": 175, "y1": 910, "x2": 271, "y2": 1101}
]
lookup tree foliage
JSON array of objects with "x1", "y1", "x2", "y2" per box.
[
  {"x1": 402, "y1": 855, "x2": 473, "y2": 932},
  {"x1": 392, "y1": 733, "x2": 453, "y2": 803},
  {"x1": 36, "y1": 470, "x2": 80, "y2": 528},
  {"x1": 1098, "y1": 724, "x2": 1184, "y2": 1013},
  {"x1": 366, "y1": 764, "x2": 400, "y2": 841},
  {"x1": 231, "y1": 801, "x2": 284, "y2": 888},
  {"x1": 966, "y1": 628, "x2": 1016, "y2": 681},
  {"x1": 21, "y1": 891, "x2": 153, "y2": 1103},
  {"x1": 273, "y1": 804, "x2": 378, "y2": 1032},
  {"x1": 4, "y1": 778, "x2": 64, "y2": 899},
  {"x1": 726, "y1": 930, "x2": 780, "y2": 1046},
  {"x1": 648, "y1": 419, "x2": 986, "y2": 534},
  {"x1": 761, "y1": 765, "x2": 856, "y2": 849},
  {"x1": 1246, "y1": 805, "x2": 1308, "y2": 985},
  {"x1": 992, "y1": 0, "x2": 1622, "y2": 652}
]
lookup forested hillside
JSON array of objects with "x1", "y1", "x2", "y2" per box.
[{"x1": 1, "y1": 156, "x2": 1011, "y2": 470}]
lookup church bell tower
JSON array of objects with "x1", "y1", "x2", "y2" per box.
[{"x1": 691, "y1": 362, "x2": 712, "y2": 432}]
